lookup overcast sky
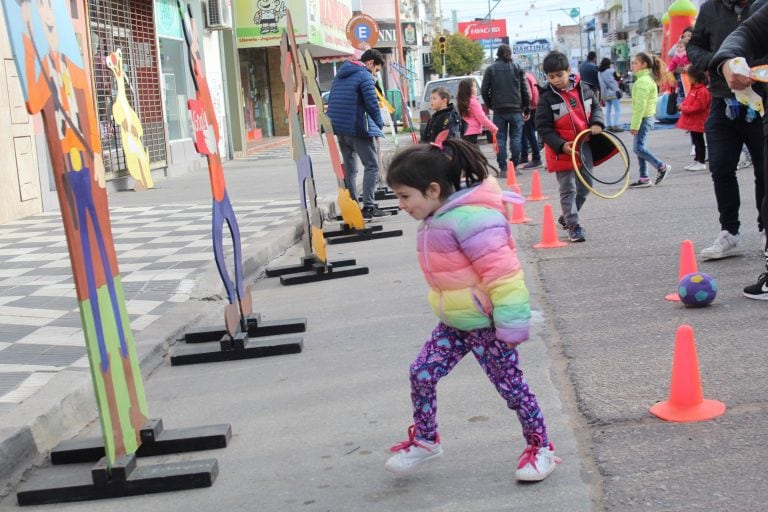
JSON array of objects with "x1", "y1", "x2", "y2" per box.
[{"x1": 439, "y1": 0, "x2": 605, "y2": 41}]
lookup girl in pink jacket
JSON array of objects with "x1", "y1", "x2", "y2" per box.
[
  {"x1": 383, "y1": 136, "x2": 557, "y2": 482},
  {"x1": 456, "y1": 78, "x2": 497, "y2": 144}
]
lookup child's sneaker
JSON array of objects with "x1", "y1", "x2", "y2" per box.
[
  {"x1": 743, "y1": 272, "x2": 768, "y2": 300},
  {"x1": 515, "y1": 434, "x2": 559, "y2": 482},
  {"x1": 385, "y1": 425, "x2": 443, "y2": 473},
  {"x1": 685, "y1": 162, "x2": 707, "y2": 172},
  {"x1": 655, "y1": 163, "x2": 671, "y2": 185},
  {"x1": 568, "y1": 224, "x2": 586, "y2": 242},
  {"x1": 629, "y1": 178, "x2": 652, "y2": 188},
  {"x1": 700, "y1": 230, "x2": 740, "y2": 260}
]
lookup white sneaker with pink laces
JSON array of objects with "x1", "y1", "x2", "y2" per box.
[
  {"x1": 385, "y1": 425, "x2": 443, "y2": 473},
  {"x1": 515, "y1": 434, "x2": 559, "y2": 482}
]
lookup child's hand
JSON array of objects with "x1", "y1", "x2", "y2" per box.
[
  {"x1": 562, "y1": 141, "x2": 573, "y2": 155},
  {"x1": 630, "y1": 129, "x2": 638, "y2": 135},
  {"x1": 591, "y1": 125, "x2": 603, "y2": 135}
]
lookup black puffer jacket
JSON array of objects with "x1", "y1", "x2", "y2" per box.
[
  {"x1": 687, "y1": 0, "x2": 763, "y2": 98},
  {"x1": 481, "y1": 58, "x2": 530, "y2": 113}
]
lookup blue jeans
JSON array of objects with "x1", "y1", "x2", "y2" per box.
[
  {"x1": 605, "y1": 98, "x2": 621, "y2": 127},
  {"x1": 493, "y1": 111, "x2": 523, "y2": 171},
  {"x1": 633, "y1": 117, "x2": 664, "y2": 179},
  {"x1": 520, "y1": 112, "x2": 540, "y2": 162},
  {"x1": 705, "y1": 97, "x2": 765, "y2": 234},
  {"x1": 337, "y1": 133, "x2": 379, "y2": 208}
]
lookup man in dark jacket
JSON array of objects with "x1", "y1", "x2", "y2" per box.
[
  {"x1": 481, "y1": 44, "x2": 530, "y2": 175},
  {"x1": 578, "y1": 51, "x2": 600, "y2": 99},
  {"x1": 687, "y1": 0, "x2": 765, "y2": 260},
  {"x1": 327, "y1": 49, "x2": 386, "y2": 219},
  {"x1": 711, "y1": 0, "x2": 768, "y2": 298}
]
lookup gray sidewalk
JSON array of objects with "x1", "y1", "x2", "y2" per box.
[{"x1": 0, "y1": 134, "x2": 373, "y2": 493}]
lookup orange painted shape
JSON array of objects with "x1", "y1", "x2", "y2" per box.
[
  {"x1": 527, "y1": 169, "x2": 549, "y2": 201},
  {"x1": 533, "y1": 203, "x2": 567, "y2": 248}
]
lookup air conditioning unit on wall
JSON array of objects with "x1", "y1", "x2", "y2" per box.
[{"x1": 206, "y1": 0, "x2": 232, "y2": 30}]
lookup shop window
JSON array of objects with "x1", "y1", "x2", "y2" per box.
[
  {"x1": 89, "y1": 0, "x2": 166, "y2": 177},
  {"x1": 159, "y1": 38, "x2": 191, "y2": 140}
]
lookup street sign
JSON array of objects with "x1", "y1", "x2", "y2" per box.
[
  {"x1": 513, "y1": 39, "x2": 551, "y2": 54},
  {"x1": 345, "y1": 13, "x2": 380, "y2": 50},
  {"x1": 569, "y1": 7, "x2": 580, "y2": 19}
]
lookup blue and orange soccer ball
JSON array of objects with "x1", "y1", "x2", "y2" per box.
[{"x1": 678, "y1": 272, "x2": 718, "y2": 307}]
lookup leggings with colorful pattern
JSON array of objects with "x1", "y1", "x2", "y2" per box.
[{"x1": 410, "y1": 323, "x2": 548, "y2": 445}]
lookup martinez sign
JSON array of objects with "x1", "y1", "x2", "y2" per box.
[
  {"x1": 513, "y1": 39, "x2": 552, "y2": 54},
  {"x1": 457, "y1": 19, "x2": 507, "y2": 41}
]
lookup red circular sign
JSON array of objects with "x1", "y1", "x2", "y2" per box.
[{"x1": 345, "y1": 14, "x2": 380, "y2": 50}]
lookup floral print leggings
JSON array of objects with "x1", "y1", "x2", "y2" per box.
[{"x1": 410, "y1": 323, "x2": 548, "y2": 445}]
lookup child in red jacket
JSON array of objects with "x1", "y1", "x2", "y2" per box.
[{"x1": 676, "y1": 66, "x2": 710, "y2": 172}]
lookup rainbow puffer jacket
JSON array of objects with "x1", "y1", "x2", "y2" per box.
[{"x1": 417, "y1": 178, "x2": 530, "y2": 344}]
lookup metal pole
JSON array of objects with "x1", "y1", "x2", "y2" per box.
[
  {"x1": 394, "y1": 0, "x2": 413, "y2": 131},
  {"x1": 488, "y1": 0, "x2": 493, "y2": 60}
]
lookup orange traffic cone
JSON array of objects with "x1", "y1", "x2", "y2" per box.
[
  {"x1": 665, "y1": 240, "x2": 698, "y2": 302},
  {"x1": 505, "y1": 162, "x2": 518, "y2": 187},
  {"x1": 533, "y1": 204, "x2": 567, "y2": 248},
  {"x1": 527, "y1": 169, "x2": 549, "y2": 201},
  {"x1": 649, "y1": 325, "x2": 726, "y2": 422},
  {"x1": 508, "y1": 185, "x2": 531, "y2": 224}
]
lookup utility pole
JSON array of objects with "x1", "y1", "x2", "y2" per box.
[
  {"x1": 485, "y1": 0, "x2": 502, "y2": 61},
  {"x1": 549, "y1": 7, "x2": 583, "y2": 62}
]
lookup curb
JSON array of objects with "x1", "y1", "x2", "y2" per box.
[{"x1": 0, "y1": 210, "x2": 314, "y2": 497}]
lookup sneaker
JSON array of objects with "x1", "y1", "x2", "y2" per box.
[
  {"x1": 385, "y1": 425, "x2": 443, "y2": 473},
  {"x1": 568, "y1": 224, "x2": 586, "y2": 242},
  {"x1": 629, "y1": 178, "x2": 652, "y2": 188},
  {"x1": 737, "y1": 156, "x2": 752, "y2": 169},
  {"x1": 743, "y1": 272, "x2": 768, "y2": 300},
  {"x1": 685, "y1": 162, "x2": 707, "y2": 172},
  {"x1": 700, "y1": 230, "x2": 741, "y2": 260},
  {"x1": 557, "y1": 215, "x2": 568, "y2": 230},
  {"x1": 611, "y1": 125, "x2": 625, "y2": 132},
  {"x1": 521, "y1": 159, "x2": 542, "y2": 170},
  {"x1": 655, "y1": 163, "x2": 671, "y2": 185},
  {"x1": 362, "y1": 206, "x2": 386, "y2": 219},
  {"x1": 515, "y1": 434, "x2": 558, "y2": 482}
]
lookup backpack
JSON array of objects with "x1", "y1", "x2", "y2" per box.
[{"x1": 447, "y1": 108, "x2": 463, "y2": 139}]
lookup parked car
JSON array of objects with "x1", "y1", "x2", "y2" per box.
[{"x1": 419, "y1": 75, "x2": 494, "y2": 143}]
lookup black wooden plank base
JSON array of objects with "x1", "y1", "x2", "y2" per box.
[
  {"x1": 279, "y1": 262, "x2": 369, "y2": 285},
  {"x1": 170, "y1": 333, "x2": 303, "y2": 366},
  {"x1": 50, "y1": 418, "x2": 231, "y2": 464},
  {"x1": 17, "y1": 454, "x2": 217, "y2": 506},
  {"x1": 325, "y1": 228, "x2": 403, "y2": 245},
  {"x1": 184, "y1": 313, "x2": 307, "y2": 343},
  {"x1": 265, "y1": 255, "x2": 357, "y2": 277}
]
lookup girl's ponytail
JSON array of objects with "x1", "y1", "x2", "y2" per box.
[
  {"x1": 386, "y1": 137, "x2": 492, "y2": 200},
  {"x1": 650, "y1": 55, "x2": 663, "y2": 84}
]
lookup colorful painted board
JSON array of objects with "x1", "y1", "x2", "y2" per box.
[
  {"x1": 1, "y1": 0, "x2": 147, "y2": 466},
  {"x1": 178, "y1": 1, "x2": 253, "y2": 336},
  {"x1": 105, "y1": 48, "x2": 153, "y2": 190}
]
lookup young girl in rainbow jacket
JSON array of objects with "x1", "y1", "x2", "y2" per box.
[{"x1": 384, "y1": 134, "x2": 558, "y2": 482}]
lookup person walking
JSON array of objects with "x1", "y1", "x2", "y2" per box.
[
  {"x1": 598, "y1": 58, "x2": 623, "y2": 131},
  {"x1": 520, "y1": 71, "x2": 543, "y2": 168},
  {"x1": 455, "y1": 78, "x2": 497, "y2": 144},
  {"x1": 327, "y1": 49, "x2": 386, "y2": 219},
  {"x1": 628, "y1": 52, "x2": 672, "y2": 188},
  {"x1": 383, "y1": 138, "x2": 557, "y2": 481},
  {"x1": 687, "y1": 0, "x2": 765, "y2": 259},
  {"x1": 481, "y1": 44, "x2": 530, "y2": 176},
  {"x1": 578, "y1": 51, "x2": 601, "y2": 99},
  {"x1": 677, "y1": 66, "x2": 711, "y2": 171},
  {"x1": 711, "y1": 0, "x2": 768, "y2": 298}
]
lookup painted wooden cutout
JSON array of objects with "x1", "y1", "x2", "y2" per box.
[
  {"x1": 296, "y1": 46, "x2": 365, "y2": 230},
  {"x1": 178, "y1": 1, "x2": 253, "y2": 336},
  {"x1": 1, "y1": 0, "x2": 148, "y2": 466},
  {"x1": 280, "y1": 10, "x2": 328, "y2": 264},
  {"x1": 105, "y1": 48, "x2": 153, "y2": 190}
]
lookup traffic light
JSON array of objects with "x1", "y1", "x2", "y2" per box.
[{"x1": 438, "y1": 35, "x2": 446, "y2": 55}]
